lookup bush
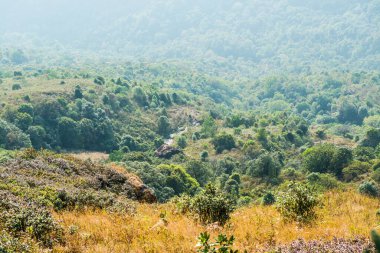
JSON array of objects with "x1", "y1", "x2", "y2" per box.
[
  {"x1": 12, "y1": 84, "x2": 22, "y2": 90},
  {"x1": 302, "y1": 144, "x2": 352, "y2": 176},
  {"x1": 237, "y1": 196, "x2": 252, "y2": 207},
  {"x1": 158, "y1": 164, "x2": 200, "y2": 196},
  {"x1": 307, "y1": 172, "x2": 339, "y2": 190},
  {"x1": 177, "y1": 184, "x2": 234, "y2": 225},
  {"x1": 276, "y1": 182, "x2": 320, "y2": 224},
  {"x1": 177, "y1": 135, "x2": 187, "y2": 149},
  {"x1": 262, "y1": 192, "x2": 276, "y2": 205},
  {"x1": 196, "y1": 232, "x2": 239, "y2": 253},
  {"x1": 94, "y1": 76, "x2": 105, "y2": 85},
  {"x1": 0, "y1": 119, "x2": 31, "y2": 149},
  {"x1": 353, "y1": 146, "x2": 376, "y2": 162},
  {"x1": 157, "y1": 116, "x2": 171, "y2": 137},
  {"x1": 342, "y1": 161, "x2": 371, "y2": 182},
  {"x1": 247, "y1": 153, "x2": 281, "y2": 179},
  {"x1": 371, "y1": 169, "x2": 380, "y2": 184},
  {"x1": 358, "y1": 181, "x2": 379, "y2": 197},
  {"x1": 211, "y1": 133, "x2": 236, "y2": 154},
  {"x1": 200, "y1": 150, "x2": 209, "y2": 161}
]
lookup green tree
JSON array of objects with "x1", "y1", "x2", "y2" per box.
[
  {"x1": 211, "y1": 133, "x2": 236, "y2": 154},
  {"x1": 177, "y1": 135, "x2": 187, "y2": 148},
  {"x1": 186, "y1": 160, "x2": 212, "y2": 187},
  {"x1": 58, "y1": 117, "x2": 80, "y2": 149},
  {"x1": 157, "y1": 116, "x2": 171, "y2": 137},
  {"x1": 27, "y1": 126, "x2": 47, "y2": 149},
  {"x1": 202, "y1": 115, "x2": 218, "y2": 138},
  {"x1": 247, "y1": 153, "x2": 281, "y2": 178},
  {"x1": 302, "y1": 144, "x2": 352, "y2": 176},
  {"x1": 132, "y1": 86, "x2": 148, "y2": 107},
  {"x1": 15, "y1": 112, "x2": 33, "y2": 131},
  {"x1": 74, "y1": 85, "x2": 83, "y2": 99}
]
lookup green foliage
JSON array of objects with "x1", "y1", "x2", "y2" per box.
[
  {"x1": 14, "y1": 112, "x2": 33, "y2": 131},
  {"x1": 132, "y1": 86, "x2": 148, "y2": 107},
  {"x1": 12, "y1": 84, "x2": 22, "y2": 90},
  {"x1": 196, "y1": 232, "x2": 239, "y2": 253},
  {"x1": 179, "y1": 184, "x2": 235, "y2": 225},
  {"x1": 74, "y1": 85, "x2": 83, "y2": 99},
  {"x1": 94, "y1": 76, "x2": 105, "y2": 85},
  {"x1": 157, "y1": 116, "x2": 171, "y2": 137},
  {"x1": 358, "y1": 181, "x2": 379, "y2": 197},
  {"x1": 27, "y1": 126, "x2": 47, "y2": 149},
  {"x1": 370, "y1": 230, "x2": 380, "y2": 253},
  {"x1": 158, "y1": 164, "x2": 199, "y2": 196},
  {"x1": 212, "y1": 133, "x2": 236, "y2": 154},
  {"x1": 337, "y1": 100, "x2": 367, "y2": 125},
  {"x1": 200, "y1": 150, "x2": 209, "y2": 161},
  {"x1": 185, "y1": 160, "x2": 212, "y2": 187},
  {"x1": 177, "y1": 135, "x2": 187, "y2": 149},
  {"x1": 361, "y1": 128, "x2": 380, "y2": 148},
  {"x1": 307, "y1": 172, "x2": 339, "y2": 190},
  {"x1": 262, "y1": 192, "x2": 276, "y2": 205},
  {"x1": 342, "y1": 161, "x2": 371, "y2": 182},
  {"x1": 247, "y1": 153, "x2": 281, "y2": 179},
  {"x1": 58, "y1": 117, "x2": 80, "y2": 149},
  {"x1": 276, "y1": 182, "x2": 320, "y2": 224},
  {"x1": 354, "y1": 146, "x2": 376, "y2": 162},
  {"x1": 202, "y1": 115, "x2": 218, "y2": 138},
  {"x1": 0, "y1": 119, "x2": 31, "y2": 150},
  {"x1": 302, "y1": 144, "x2": 352, "y2": 176}
]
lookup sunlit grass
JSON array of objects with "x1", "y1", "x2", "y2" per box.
[{"x1": 53, "y1": 189, "x2": 379, "y2": 253}]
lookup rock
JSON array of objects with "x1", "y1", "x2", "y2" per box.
[
  {"x1": 155, "y1": 144, "x2": 182, "y2": 158},
  {"x1": 111, "y1": 164, "x2": 157, "y2": 203}
]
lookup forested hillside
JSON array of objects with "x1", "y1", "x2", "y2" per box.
[
  {"x1": 1, "y1": 0, "x2": 380, "y2": 72},
  {"x1": 0, "y1": 0, "x2": 380, "y2": 252}
]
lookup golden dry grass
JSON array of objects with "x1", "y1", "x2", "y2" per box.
[{"x1": 53, "y1": 190, "x2": 380, "y2": 253}]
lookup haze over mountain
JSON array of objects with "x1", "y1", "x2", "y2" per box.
[{"x1": 1, "y1": 0, "x2": 380, "y2": 71}]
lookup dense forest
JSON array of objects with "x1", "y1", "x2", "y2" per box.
[{"x1": 0, "y1": 1, "x2": 380, "y2": 252}]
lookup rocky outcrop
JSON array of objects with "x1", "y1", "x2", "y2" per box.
[{"x1": 155, "y1": 144, "x2": 182, "y2": 158}]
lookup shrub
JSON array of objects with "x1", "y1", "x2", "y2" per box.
[
  {"x1": 179, "y1": 184, "x2": 234, "y2": 225},
  {"x1": 200, "y1": 150, "x2": 209, "y2": 161},
  {"x1": 302, "y1": 144, "x2": 352, "y2": 176},
  {"x1": 342, "y1": 161, "x2": 371, "y2": 182},
  {"x1": 12, "y1": 84, "x2": 22, "y2": 90},
  {"x1": 372, "y1": 169, "x2": 380, "y2": 184},
  {"x1": 358, "y1": 181, "x2": 379, "y2": 197},
  {"x1": 353, "y1": 146, "x2": 376, "y2": 162},
  {"x1": 158, "y1": 164, "x2": 200, "y2": 196},
  {"x1": 262, "y1": 192, "x2": 276, "y2": 205},
  {"x1": 307, "y1": 172, "x2": 339, "y2": 190},
  {"x1": 247, "y1": 153, "x2": 281, "y2": 179},
  {"x1": 0, "y1": 232, "x2": 32, "y2": 253},
  {"x1": 276, "y1": 182, "x2": 320, "y2": 224},
  {"x1": 157, "y1": 116, "x2": 171, "y2": 137},
  {"x1": 94, "y1": 76, "x2": 105, "y2": 85},
  {"x1": 196, "y1": 232, "x2": 239, "y2": 253},
  {"x1": 132, "y1": 86, "x2": 148, "y2": 107},
  {"x1": 212, "y1": 133, "x2": 236, "y2": 154},
  {"x1": 0, "y1": 119, "x2": 31, "y2": 149},
  {"x1": 237, "y1": 196, "x2": 252, "y2": 206},
  {"x1": 361, "y1": 128, "x2": 380, "y2": 148},
  {"x1": 201, "y1": 115, "x2": 218, "y2": 138},
  {"x1": 177, "y1": 135, "x2": 187, "y2": 148}
]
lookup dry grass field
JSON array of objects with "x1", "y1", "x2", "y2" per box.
[{"x1": 52, "y1": 189, "x2": 380, "y2": 253}]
